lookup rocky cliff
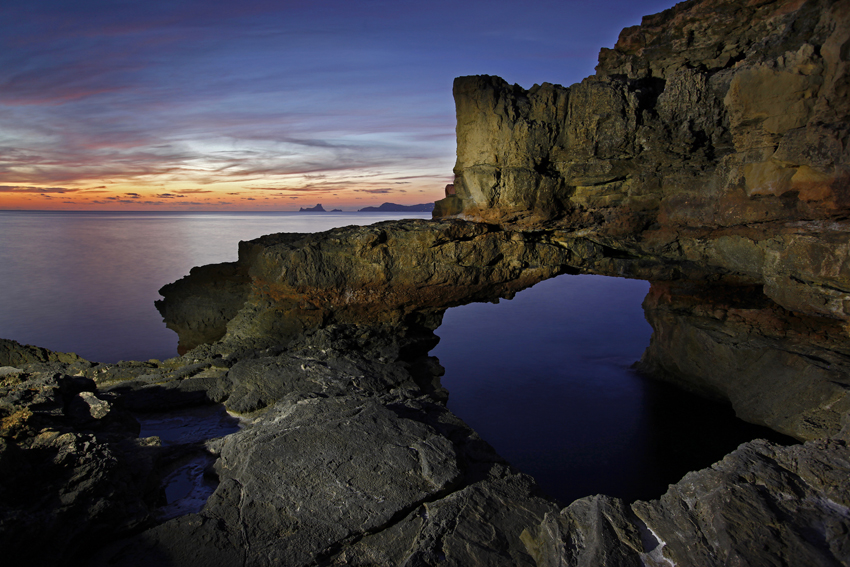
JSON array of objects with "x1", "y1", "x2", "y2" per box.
[
  {"x1": 147, "y1": 0, "x2": 849, "y2": 564},
  {"x1": 3, "y1": 0, "x2": 850, "y2": 565},
  {"x1": 438, "y1": 0, "x2": 850, "y2": 322}
]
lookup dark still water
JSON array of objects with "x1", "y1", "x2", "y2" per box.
[
  {"x1": 432, "y1": 274, "x2": 793, "y2": 505},
  {"x1": 0, "y1": 210, "x2": 790, "y2": 505}
]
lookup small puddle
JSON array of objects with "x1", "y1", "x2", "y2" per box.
[
  {"x1": 135, "y1": 404, "x2": 242, "y2": 520},
  {"x1": 157, "y1": 453, "x2": 218, "y2": 520},
  {"x1": 137, "y1": 404, "x2": 242, "y2": 445}
]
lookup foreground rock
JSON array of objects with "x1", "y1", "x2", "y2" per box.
[
  {"x1": 0, "y1": 328, "x2": 563, "y2": 566},
  {"x1": 94, "y1": 394, "x2": 557, "y2": 566},
  {"x1": 525, "y1": 438, "x2": 850, "y2": 566},
  {"x1": 0, "y1": 340, "x2": 156, "y2": 565},
  {"x1": 3, "y1": 332, "x2": 849, "y2": 566}
]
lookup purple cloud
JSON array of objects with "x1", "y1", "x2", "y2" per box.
[
  {"x1": 1, "y1": 0, "x2": 676, "y2": 208},
  {"x1": 0, "y1": 185, "x2": 77, "y2": 193}
]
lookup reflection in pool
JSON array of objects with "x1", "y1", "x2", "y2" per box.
[{"x1": 433, "y1": 274, "x2": 793, "y2": 505}]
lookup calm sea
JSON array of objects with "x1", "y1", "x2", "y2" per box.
[
  {"x1": 0, "y1": 210, "x2": 788, "y2": 504},
  {"x1": 433, "y1": 275, "x2": 791, "y2": 503},
  {"x1": 0, "y1": 210, "x2": 430, "y2": 362}
]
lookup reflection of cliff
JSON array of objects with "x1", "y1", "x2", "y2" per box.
[
  {"x1": 637, "y1": 280, "x2": 850, "y2": 439},
  {"x1": 3, "y1": 0, "x2": 850, "y2": 565}
]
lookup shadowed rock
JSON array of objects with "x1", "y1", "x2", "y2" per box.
[{"x1": 523, "y1": 438, "x2": 850, "y2": 566}]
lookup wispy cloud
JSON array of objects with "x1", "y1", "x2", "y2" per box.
[
  {"x1": 0, "y1": 185, "x2": 77, "y2": 193},
  {"x1": 247, "y1": 186, "x2": 338, "y2": 193},
  {"x1": 0, "y1": 0, "x2": 675, "y2": 209},
  {"x1": 354, "y1": 188, "x2": 402, "y2": 194}
]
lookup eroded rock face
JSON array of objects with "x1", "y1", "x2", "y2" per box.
[
  {"x1": 157, "y1": 219, "x2": 580, "y2": 353},
  {"x1": 631, "y1": 438, "x2": 850, "y2": 566},
  {"x1": 523, "y1": 438, "x2": 850, "y2": 567},
  {"x1": 441, "y1": 0, "x2": 850, "y2": 321},
  {"x1": 0, "y1": 340, "x2": 157, "y2": 566},
  {"x1": 156, "y1": 217, "x2": 765, "y2": 355}
]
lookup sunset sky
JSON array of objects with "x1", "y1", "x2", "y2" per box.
[{"x1": 1, "y1": 0, "x2": 674, "y2": 211}]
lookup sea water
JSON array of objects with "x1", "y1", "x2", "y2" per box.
[
  {"x1": 0, "y1": 210, "x2": 789, "y2": 505},
  {"x1": 432, "y1": 275, "x2": 790, "y2": 504},
  {"x1": 0, "y1": 210, "x2": 429, "y2": 362}
]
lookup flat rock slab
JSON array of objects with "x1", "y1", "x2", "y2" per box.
[{"x1": 96, "y1": 394, "x2": 465, "y2": 566}]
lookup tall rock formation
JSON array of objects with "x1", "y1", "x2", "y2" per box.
[
  {"x1": 438, "y1": 0, "x2": 850, "y2": 323},
  {"x1": 159, "y1": 0, "x2": 850, "y2": 445}
]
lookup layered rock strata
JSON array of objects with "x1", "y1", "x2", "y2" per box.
[{"x1": 157, "y1": 219, "x2": 576, "y2": 354}]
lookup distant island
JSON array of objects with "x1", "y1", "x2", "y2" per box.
[
  {"x1": 299, "y1": 204, "x2": 331, "y2": 212},
  {"x1": 299, "y1": 202, "x2": 435, "y2": 213},
  {"x1": 357, "y1": 202, "x2": 434, "y2": 212}
]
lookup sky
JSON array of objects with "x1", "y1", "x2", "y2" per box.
[{"x1": 0, "y1": 0, "x2": 676, "y2": 211}]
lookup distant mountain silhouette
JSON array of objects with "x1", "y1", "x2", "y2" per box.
[{"x1": 299, "y1": 204, "x2": 326, "y2": 212}]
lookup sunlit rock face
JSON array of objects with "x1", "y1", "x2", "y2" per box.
[
  {"x1": 441, "y1": 0, "x2": 850, "y2": 321},
  {"x1": 157, "y1": 219, "x2": 580, "y2": 353},
  {"x1": 156, "y1": 0, "x2": 850, "y2": 449}
]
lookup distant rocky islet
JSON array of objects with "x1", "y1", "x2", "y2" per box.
[
  {"x1": 2, "y1": 0, "x2": 849, "y2": 565},
  {"x1": 299, "y1": 202, "x2": 435, "y2": 213}
]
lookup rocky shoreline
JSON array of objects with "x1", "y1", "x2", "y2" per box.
[
  {"x1": 2, "y1": 307, "x2": 848, "y2": 566},
  {"x1": 2, "y1": 0, "x2": 850, "y2": 564}
]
